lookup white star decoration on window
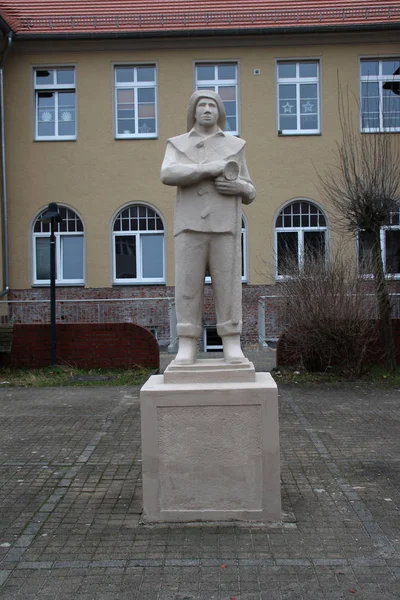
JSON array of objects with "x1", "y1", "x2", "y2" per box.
[
  {"x1": 282, "y1": 102, "x2": 294, "y2": 113},
  {"x1": 303, "y1": 101, "x2": 314, "y2": 113},
  {"x1": 61, "y1": 111, "x2": 72, "y2": 122},
  {"x1": 40, "y1": 111, "x2": 53, "y2": 122},
  {"x1": 139, "y1": 122, "x2": 151, "y2": 134}
]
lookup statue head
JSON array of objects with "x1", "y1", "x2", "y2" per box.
[{"x1": 186, "y1": 90, "x2": 226, "y2": 132}]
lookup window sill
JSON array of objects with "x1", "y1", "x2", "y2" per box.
[
  {"x1": 32, "y1": 282, "x2": 85, "y2": 287},
  {"x1": 360, "y1": 274, "x2": 400, "y2": 280},
  {"x1": 361, "y1": 129, "x2": 400, "y2": 134},
  {"x1": 115, "y1": 135, "x2": 158, "y2": 140},
  {"x1": 113, "y1": 281, "x2": 166, "y2": 286},
  {"x1": 277, "y1": 131, "x2": 321, "y2": 137},
  {"x1": 34, "y1": 137, "x2": 77, "y2": 142}
]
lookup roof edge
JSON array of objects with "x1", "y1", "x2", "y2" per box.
[
  {"x1": 11, "y1": 20, "x2": 400, "y2": 41},
  {"x1": 0, "y1": 14, "x2": 14, "y2": 35}
]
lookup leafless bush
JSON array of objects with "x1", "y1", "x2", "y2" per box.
[
  {"x1": 317, "y1": 83, "x2": 400, "y2": 371},
  {"x1": 277, "y1": 250, "x2": 379, "y2": 375}
]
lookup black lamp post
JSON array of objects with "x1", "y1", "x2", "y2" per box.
[{"x1": 40, "y1": 202, "x2": 62, "y2": 366}]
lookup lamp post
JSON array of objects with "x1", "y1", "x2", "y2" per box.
[{"x1": 40, "y1": 203, "x2": 62, "y2": 366}]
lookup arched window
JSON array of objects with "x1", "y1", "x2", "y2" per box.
[
  {"x1": 33, "y1": 206, "x2": 84, "y2": 284},
  {"x1": 275, "y1": 200, "x2": 327, "y2": 277},
  {"x1": 359, "y1": 209, "x2": 400, "y2": 276},
  {"x1": 113, "y1": 204, "x2": 165, "y2": 283}
]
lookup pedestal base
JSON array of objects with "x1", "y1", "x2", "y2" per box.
[{"x1": 140, "y1": 362, "x2": 281, "y2": 523}]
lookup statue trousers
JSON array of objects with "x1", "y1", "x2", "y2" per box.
[{"x1": 175, "y1": 230, "x2": 242, "y2": 339}]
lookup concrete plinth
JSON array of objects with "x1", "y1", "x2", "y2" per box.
[{"x1": 140, "y1": 361, "x2": 281, "y2": 523}]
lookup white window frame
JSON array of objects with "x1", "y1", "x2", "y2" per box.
[
  {"x1": 275, "y1": 200, "x2": 328, "y2": 279},
  {"x1": 358, "y1": 211, "x2": 400, "y2": 278},
  {"x1": 277, "y1": 60, "x2": 320, "y2": 135},
  {"x1": 360, "y1": 57, "x2": 400, "y2": 133},
  {"x1": 33, "y1": 207, "x2": 84, "y2": 285},
  {"x1": 205, "y1": 217, "x2": 247, "y2": 283},
  {"x1": 34, "y1": 67, "x2": 77, "y2": 141},
  {"x1": 203, "y1": 326, "x2": 223, "y2": 352},
  {"x1": 195, "y1": 62, "x2": 239, "y2": 135},
  {"x1": 112, "y1": 204, "x2": 165, "y2": 284},
  {"x1": 114, "y1": 65, "x2": 158, "y2": 139}
]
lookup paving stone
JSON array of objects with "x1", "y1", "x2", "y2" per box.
[{"x1": 0, "y1": 382, "x2": 399, "y2": 599}]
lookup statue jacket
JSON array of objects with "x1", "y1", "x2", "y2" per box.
[{"x1": 160, "y1": 128, "x2": 256, "y2": 236}]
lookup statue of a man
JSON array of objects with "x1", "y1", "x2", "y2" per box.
[{"x1": 161, "y1": 90, "x2": 256, "y2": 365}]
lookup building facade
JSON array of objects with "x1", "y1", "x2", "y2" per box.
[{"x1": 0, "y1": 0, "x2": 400, "y2": 348}]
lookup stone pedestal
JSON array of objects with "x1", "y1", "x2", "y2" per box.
[{"x1": 140, "y1": 360, "x2": 281, "y2": 522}]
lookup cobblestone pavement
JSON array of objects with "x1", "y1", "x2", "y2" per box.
[{"x1": 0, "y1": 382, "x2": 399, "y2": 599}]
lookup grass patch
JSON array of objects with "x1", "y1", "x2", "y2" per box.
[
  {"x1": 0, "y1": 366, "x2": 154, "y2": 387},
  {"x1": 272, "y1": 365, "x2": 400, "y2": 386}
]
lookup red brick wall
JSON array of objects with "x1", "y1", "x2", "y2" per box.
[{"x1": 1, "y1": 323, "x2": 160, "y2": 369}]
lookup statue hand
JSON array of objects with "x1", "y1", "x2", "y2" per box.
[{"x1": 214, "y1": 176, "x2": 246, "y2": 196}]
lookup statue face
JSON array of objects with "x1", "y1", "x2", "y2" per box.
[{"x1": 194, "y1": 98, "x2": 219, "y2": 128}]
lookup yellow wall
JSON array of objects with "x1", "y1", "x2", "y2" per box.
[{"x1": 3, "y1": 35, "x2": 399, "y2": 288}]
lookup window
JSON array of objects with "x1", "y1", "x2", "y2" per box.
[
  {"x1": 195, "y1": 63, "x2": 238, "y2": 134},
  {"x1": 205, "y1": 217, "x2": 247, "y2": 282},
  {"x1": 275, "y1": 201, "x2": 327, "y2": 277},
  {"x1": 203, "y1": 327, "x2": 223, "y2": 352},
  {"x1": 113, "y1": 204, "x2": 164, "y2": 283},
  {"x1": 114, "y1": 65, "x2": 157, "y2": 138},
  {"x1": 34, "y1": 67, "x2": 76, "y2": 140},
  {"x1": 361, "y1": 58, "x2": 400, "y2": 132},
  {"x1": 33, "y1": 206, "x2": 84, "y2": 284},
  {"x1": 277, "y1": 61, "x2": 320, "y2": 134},
  {"x1": 359, "y1": 210, "x2": 400, "y2": 276}
]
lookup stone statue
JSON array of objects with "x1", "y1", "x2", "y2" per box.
[{"x1": 161, "y1": 90, "x2": 256, "y2": 365}]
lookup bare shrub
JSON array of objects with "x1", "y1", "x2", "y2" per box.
[
  {"x1": 317, "y1": 84, "x2": 400, "y2": 371},
  {"x1": 277, "y1": 250, "x2": 379, "y2": 375}
]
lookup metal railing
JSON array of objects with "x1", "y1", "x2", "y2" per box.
[
  {"x1": 258, "y1": 293, "x2": 400, "y2": 346},
  {"x1": 0, "y1": 297, "x2": 178, "y2": 353}
]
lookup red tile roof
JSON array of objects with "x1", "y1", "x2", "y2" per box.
[{"x1": 1, "y1": 1, "x2": 400, "y2": 36}]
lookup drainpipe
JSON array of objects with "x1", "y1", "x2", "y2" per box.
[{"x1": 0, "y1": 31, "x2": 13, "y2": 297}]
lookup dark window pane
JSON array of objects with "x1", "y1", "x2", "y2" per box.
[
  {"x1": 196, "y1": 65, "x2": 215, "y2": 81},
  {"x1": 59, "y1": 121, "x2": 75, "y2": 136},
  {"x1": 382, "y1": 60, "x2": 400, "y2": 76},
  {"x1": 115, "y1": 236, "x2": 137, "y2": 279},
  {"x1": 116, "y1": 67, "x2": 134, "y2": 83},
  {"x1": 36, "y1": 69, "x2": 53, "y2": 85},
  {"x1": 36, "y1": 237, "x2": 51, "y2": 280},
  {"x1": 299, "y1": 62, "x2": 318, "y2": 78},
  {"x1": 141, "y1": 235, "x2": 163, "y2": 278},
  {"x1": 304, "y1": 231, "x2": 325, "y2": 263},
  {"x1": 277, "y1": 232, "x2": 298, "y2": 275},
  {"x1": 218, "y1": 64, "x2": 236, "y2": 80},
  {"x1": 361, "y1": 60, "x2": 379, "y2": 77},
  {"x1": 56, "y1": 69, "x2": 74, "y2": 85},
  {"x1": 138, "y1": 87, "x2": 155, "y2": 103},
  {"x1": 137, "y1": 67, "x2": 155, "y2": 82},
  {"x1": 62, "y1": 236, "x2": 84, "y2": 280},
  {"x1": 358, "y1": 230, "x2": 374, "y2": 274},
  {"x1": 386, "y1": 230, "x2": 400, "y2": 274},
  {"x1": 278, "y1": 63, "x2": 296, "y2": 78}
]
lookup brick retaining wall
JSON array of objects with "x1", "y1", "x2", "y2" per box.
[{"x1": 1, "y1": 323, "x2": 160, "y2": 369}]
